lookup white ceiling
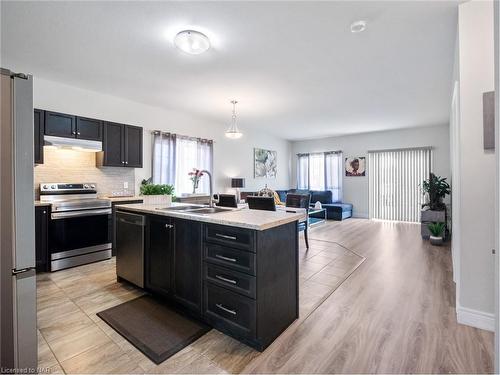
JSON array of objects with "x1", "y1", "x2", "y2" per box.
[{"x1": 1, "y1": 1, "x2": 458, "y2": 140}]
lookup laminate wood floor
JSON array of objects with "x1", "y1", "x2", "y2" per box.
[{"x1": 36, "y1": 219, "x2": 494, "y2": 374}]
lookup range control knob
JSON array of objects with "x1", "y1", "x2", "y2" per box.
[
  {"x1": 51, "y1": 185, "x2": 56, "y2": 189},
  {"x1": 90, "y1": 184, "x2": 95, "y2": 189},
  {"x1": 83, "y1": 184, "x2": 89, "y2": 189},
  {"x1": 42, "y1": 184, "x2": 49, "y2": 190}
]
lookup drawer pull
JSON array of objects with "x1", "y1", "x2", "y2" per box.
[
  {"x1": 215, "y1": 254, "x2": 237, "y2": 263},
  {"x1": 216, "y1": 303, "x2": 237, "y2": 315},
  {"x1": 215, "y1": 275, "x2": 237, "y2": 284},
  {"x1": 215, "y1": 233, "x2": 237, "y2": 241}
]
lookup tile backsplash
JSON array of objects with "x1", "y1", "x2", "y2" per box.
[{"x1": 34, "y1": 148, "x2": 135, "y2": 199}]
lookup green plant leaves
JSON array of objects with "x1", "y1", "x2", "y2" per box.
[
  {"x1": 427, "y1": 222, "x2": 445, "y2": 237},
  {"x1": 139, "y1": 183, "x2": 175, "y2": 196}
]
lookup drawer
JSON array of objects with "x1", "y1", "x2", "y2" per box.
[
  {"x1": 204, "y1": 263, "x2": 256, "y2": 299},
  {"x1": 204, "y1": 283, "x2": 256, "y2": 339},
  {"x1": 204, "y1": 224, "x2": 255, "y2": 252},
  {"x1": 204, "y1": 243, "x2": 256, "y2": 275}
]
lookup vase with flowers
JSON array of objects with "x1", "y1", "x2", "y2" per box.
[{"x1": 188, "y1": 169, "x2": 205, "y2": 194}]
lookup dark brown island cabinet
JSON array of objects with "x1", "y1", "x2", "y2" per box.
[
  {"x1": 34, "y1": 109, "x2": 142, "y2": 168},
  {"x1": 115, "y1": 209, "x2": 299, "y2": 351}
]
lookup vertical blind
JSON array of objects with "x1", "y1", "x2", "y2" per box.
[
  {"x1": 369, "y1": 147, "x2": 432, "y2": 222},
  {"x1": 297, "y1": 151, "x2": 343, "y2": 202}
]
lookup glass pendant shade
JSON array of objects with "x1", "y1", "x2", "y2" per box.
[{"x1": 225, "y1": 100, "x2": 243, "y2": 139}]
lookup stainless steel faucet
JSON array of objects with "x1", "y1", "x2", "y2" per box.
[{"x1": 201, "y1": 170, "x2": 219, "y2": 207}]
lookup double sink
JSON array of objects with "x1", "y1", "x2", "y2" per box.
[{"x1": 156, "y1": 205, "x2": 234, "y2": 215}]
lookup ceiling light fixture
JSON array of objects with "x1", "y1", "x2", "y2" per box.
[
  {"x1": 225, "y1": 100, "x2": 243, "y2": 139},
  {"x1": 350, "y1": 20, "x2": 367, "y2": 33},
  {"x1": 174, "y1": 30, "x2": 210, "y2": 55}
]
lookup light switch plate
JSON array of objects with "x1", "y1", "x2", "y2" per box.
[{"x1": 123, "y1": 181, "x2": 128, "y2": 189}]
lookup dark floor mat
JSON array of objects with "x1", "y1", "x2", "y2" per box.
[{"x1": 97, "y1": 295, "x2": 210, "y2": 364}]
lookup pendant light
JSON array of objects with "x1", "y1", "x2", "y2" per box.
[{"x1": 225, "y1": 100, "x2": 243, "y2": 139}]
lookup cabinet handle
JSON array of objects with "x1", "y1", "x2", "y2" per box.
[
  {"x1": 216, "y1": 303, "x2": 237, "y2": 315},
  {"x1": 122, "y1": 161, "x2": 125, "y2": 164},
  {"x1": 165, "y1": 224, "x2": 174, "y2": 229},
  {"x1": 215, "y1": 233, "x2": 237, "y2": 241},
  {"x1": 42, "y1": 210, "x2": 46, "y2": 214},
  {"x1": 215, "y1": 254, "x2": 237, "y2": 263},
  {"x1": 72, "y1": 131, "x2": 76, "y2": 135},
  {"x1": 125, "y1": 161, "x2": 128, "y2": 165},
  {"x1": 215, "y1": 275, "x2": 237, "y2": 285},
  {"x1": 77, "y1": 132, "x2": 81, "y2": 135}
]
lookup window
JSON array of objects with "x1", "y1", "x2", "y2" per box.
[
  {"x1": 152, "y1": 132, "x2": 213, "y2": 195},
  {"x1": 296, "y1": 151, "x2": 342, "y2": 201},
  {"x1": 369, "y1": 147, "x2": 432, "y2": 222}
]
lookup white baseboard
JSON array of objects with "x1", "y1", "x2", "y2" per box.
[
  {"x1": 353, "y1": 213, "x2": 369, "y2": 219},
  {"x1": 456, "y1": 305, "x2": 495, "y2": 332}
]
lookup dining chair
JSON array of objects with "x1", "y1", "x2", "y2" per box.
[
  {"x1": 246, "y1": 196, "x2": 276, "y2": 211},
  {"x1": 286, "y1": 193, "x2": 311, "y2": 249}
]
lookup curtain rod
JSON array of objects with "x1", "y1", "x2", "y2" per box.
[
  {"x1": 367, "y1": 146, "x2": 433, "y2": 153},
  {"x1": 152, "y1": 130, "x2": 213, "y2": 144},
  {"x1": 297, "y1": 150, "x2": 342, "y2": 156}
]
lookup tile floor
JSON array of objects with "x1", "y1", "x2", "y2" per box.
[{"x1": 37, "y1": 237, "x2": 364, "y2": 374}]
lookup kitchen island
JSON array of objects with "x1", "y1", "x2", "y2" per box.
[{"x1": 114, "y1": 203, "x2": 304, "y2": 351}]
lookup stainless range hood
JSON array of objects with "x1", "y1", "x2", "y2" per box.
[{"x1": 44, "y1": 135, "x2": 102, "y2": 152}]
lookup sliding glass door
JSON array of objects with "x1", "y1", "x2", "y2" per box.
[{"x1": 369, "y1": 148, "x2": 432, "y2": 222}]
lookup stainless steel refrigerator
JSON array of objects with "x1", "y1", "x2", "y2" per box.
[{"x1": 0, "y1": 68, "x2": 37, "y2": 370}]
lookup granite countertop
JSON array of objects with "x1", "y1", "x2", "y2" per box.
[
  {"x1": 35, "y1": 196, "x2": 143, "y2": 206},
  {"x1": 114, "y1": 203, "x2": 306, "y2": 231}
]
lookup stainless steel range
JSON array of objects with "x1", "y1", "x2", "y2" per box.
[{"x1": 40, "y1": 183, "x2": 112, "y2": 271}]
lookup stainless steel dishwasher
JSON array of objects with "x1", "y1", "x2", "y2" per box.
[{"x1": 115, "y1": 211, "x2": 145, "y2": 288}]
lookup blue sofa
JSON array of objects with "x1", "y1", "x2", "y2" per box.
[{"x1": 275, "y1": 189, "x2": 353, "y2": 221}]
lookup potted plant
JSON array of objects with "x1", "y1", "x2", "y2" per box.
[
  {"x1": 140, "y1": 181, "x2": 175, "y2": 205},
  {"x1": 421, "y1": 173, "x2": 451, "y2": 211},
  {"x1": 427, "y1": 222, "x2": 445, "y2": 246},
  {"x1": 188, "y1": 169, "x2": 205, "y2": 194}
]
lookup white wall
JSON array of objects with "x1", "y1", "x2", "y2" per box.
[
  {"x1": 291, "y1": 125, "x2": 451, "y2": 218},
  {"x1": 455, "y1": 0, "x2": 495, "y2": 329},
  {"x1": 32, "y1": 77, "x2": 291, "y2": 195}
]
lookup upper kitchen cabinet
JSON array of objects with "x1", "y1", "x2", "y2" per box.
[
  {"x1": 34, "y1": 109, "x2": 44, "y2": 164},
  {"x1": 44, "y1": 111, "x2": 76, "y2": 138},
  {"x1": 124, "y1": 125, "x2": 143, "y2": 168},
  {"x1": 98, "y1": 122, "x2": 143, "y2": 168},
  {"x1": 75, "y1": 116, "x2": 102, "y2": 141},
  {"x1": 44, "y1": 111, "x2": 102, "y2": 141}
]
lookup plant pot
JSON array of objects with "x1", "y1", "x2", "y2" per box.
[
  {"x1": 142, "y1": 194, "x2": 172, "y2": 205},
  {"x1": 429, "y1": 235, "x2": 443, "y2": 246}
]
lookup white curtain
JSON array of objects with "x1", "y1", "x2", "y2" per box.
[
  {"x1": 296, "y1": 151, "x2": 342, "y2": 200},
  {"x1": 309, "y1": 153, "x2": 325, "y2": 191},
  {"x1": 197, "y1": 139, "x2": 213, "y2": 194},
  {"x1": 152, "y1": 132, "x2": 213, "y2": 195},
  {"x1": 325, "y1": 152, "x2": 342, "y2": 202},
  {"x1": 152, "y1": 132, "x2": 176, "y2": 185},
  {"x1": 369, "y1": 147, "x2": 432, "y2": 222}
]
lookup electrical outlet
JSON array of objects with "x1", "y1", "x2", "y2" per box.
[{"x1": 123, "y1": 181, "x2": 128, "y2": 189}]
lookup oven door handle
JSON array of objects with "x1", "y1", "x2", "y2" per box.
[{"x1": 51, "y1": 208, "x2": 112, "y2": 220}]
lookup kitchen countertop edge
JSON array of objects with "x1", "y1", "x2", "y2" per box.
[{"x1": 114, "y1": 203, "x2": 305, "y2": 231}]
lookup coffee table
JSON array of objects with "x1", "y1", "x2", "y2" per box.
[{"x1": 308, "y1": 207, "x2": 327, "y2": 227}]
